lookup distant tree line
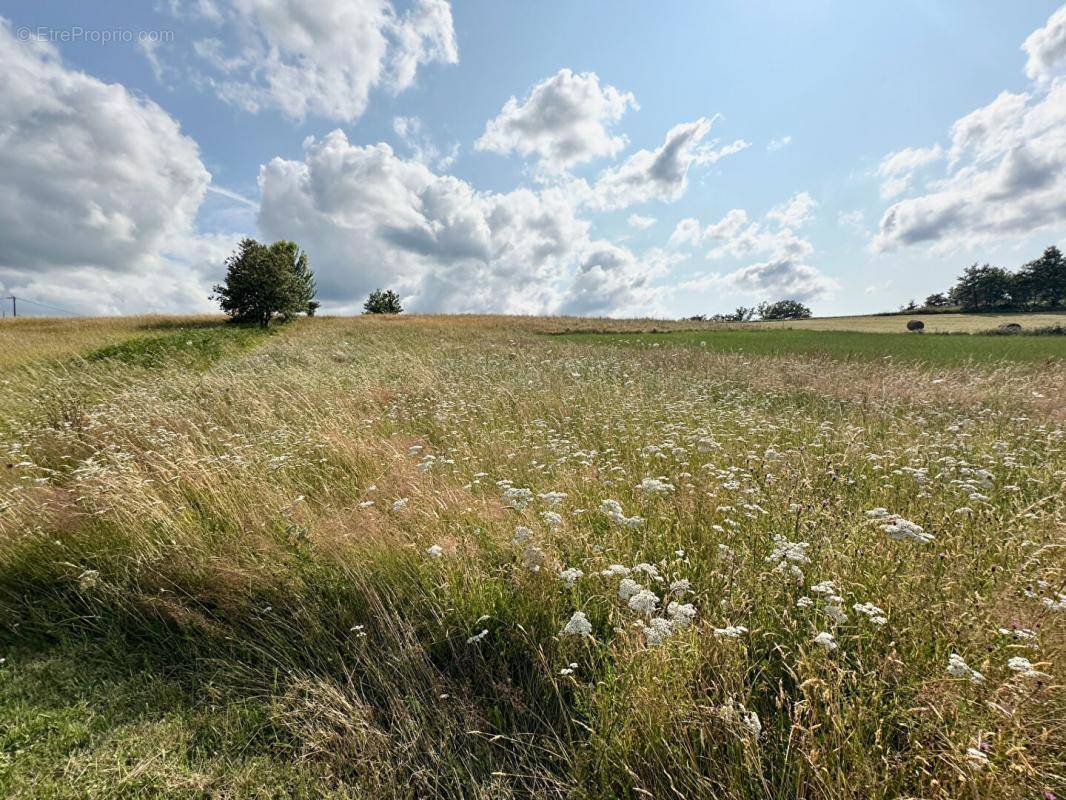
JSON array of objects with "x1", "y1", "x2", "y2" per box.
[
  {"x1": 689, "y1": 299, "x2": 812, "y2": 323},
  {"x1": 900, "y1": 245, "x2": 1065, "y2": 313}
]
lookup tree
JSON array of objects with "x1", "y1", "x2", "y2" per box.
[
  {"x1": 212, "y1": 239, "x2": 317, "y2": 327},
  {"x1": 363, "y1": 289, "x2": 403, "y2": 314},
  {"x1": 923, "y1": 292, "x2": 950, "y2": 308},
  {"x1": 1015, "y1": 246, "x2": 1066, "y2": 308},
  {"x1": 758, "y1": 300, "x2": 812, "y2": 320},
  {"x1": 901, "y1": 299, "x2": 919, "y2": 312},
  {"x1": 949, "y1": 263, "x2": 1013, "y2": 311}
]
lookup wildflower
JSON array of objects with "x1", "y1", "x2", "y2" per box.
[
  {"x1": 502, "y1": 487, "x2": 534, "y2": 510},
  {"x1": 602, "y1": 564, "x2": 631, "y2": 578},
  {"x1": 666, "y1": 602, "x2": 697, "y2": 629},
  {"x1": 512, "y1": 526, "x2": 532, "y2": 544},
  {"x1": 632, "y1": 562, "x2": 661, "y2": 581},
  {"x1": 78, "y1": 569, "x2": 100, "y2": 590},
  {"x1": 467, "y1": 629, "x2": 489, "y2": 644},
  {"x1": 641, "y1": 617, "x2": 673, "y2": 645},
  {"x1": 521, "y1": 545, "x2": 545, "y2": 572},
  {"x1": 559, "y1": 662, "x2": 578, "y2": 676},
  {"x1": 618, "y1": 577, "x2": 642, "y2": 600},
  {"x1": 559, "y1": 567, "x2": 584, "y2": 588},
  {"x1": 426, "y1": 544, "x2": 444, "y2": 558},
  {"x1": 869, "y1": 511, "x2": 934, "y2": 544},
  {"x1": 1006, "y1": 656, "x2": 1049, "y2": 678},
  {"x1": 538, "y1": 491, "x2": 568, "y2": 506},
  {"x1": 796, "y1": 596, "x2": 814, "y2": 608},
  {"x1": 358, "y1": 500, "x2": 374, "y2": 508},
  {"x1": 540, "y1": 510, "x2": 563, "y2": 528},
  {"x1": 1041, "y1": 592, "x2": 1066, "y2": 612},
  {"x1": 813, "y1": 631, "x2": 837, "y2": 651},
  {"x1": 350, "y1": 624, "x2": 367, "y2": 638},
  {"x1": 997, "y1": 627, "x2": 1037, "y2": 642},
  {"x1": 852, "y1": 602, "x2": 888, "y2": 625},
  {"x1": 391, "y1": 498, "x2": 409, "y2": 512},
  {"x1": 669, "y1": 578, "x2": 691, "y2": 594},
  {"x1": 766, "y1": 535, "x2": 810, "y2": 579},
  {"x1": 965, "y1": 747, "x2": 989, "y2": 767},
  {"x1": 628, "y1": 588, "x2": 660, "y2": 616},
  {"x1": 719, "y1": 701, "x2": 761, "y2": 736},
  {"x1": 947, "y1": 653, "x2": 985, "y2": 684},
  {"x1": 560, "y1": 611, "x2": 592, "y2": 637},
  {"x1": 600, "y1": 499, "x2": 644, "y2": 528},
  {"x1": 635, "y1": 477, "x2": 674, "y2": 495},
  {"x1": 713, "y1": 624, "x2": 748, "y2": 639}
]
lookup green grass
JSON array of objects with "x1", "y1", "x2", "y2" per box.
[
  {"x1": 559, "y1": 327, "x2": 1066, "y2": 364},
  {"x1": 86, "y1": 324, "x2": 273, "y2": 369}
]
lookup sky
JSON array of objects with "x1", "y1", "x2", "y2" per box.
[{"x1": 1, "y1": 1, "x2": 1065, "y2": 318}]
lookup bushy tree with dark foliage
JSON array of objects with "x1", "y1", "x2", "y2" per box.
[
  {"x1": 923, "y1": 292, "x2": 950, "y2": 308},
  {"x1": 363, "y1": 289, "x2": 403, "y2": 314},
  {"x1": 758, "y1": 300, "x2": 812, "y2": 320},
  {"x1": 949, "y1": 264, "x2": 1014, "y2": 311},
  {"x1": 1013, "y1": 246, "x2": 1065, "y2": 308},
  {"x1": 213, "y1": 239, "x2": 316, "y2": 327}
]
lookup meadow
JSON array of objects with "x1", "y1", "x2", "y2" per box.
[{"x1": 0, "y1": 315, "x2": 1063, "y2": 799}]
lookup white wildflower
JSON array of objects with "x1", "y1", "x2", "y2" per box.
[
  {"x1": 635, "y1": 477, "x2": 674, "y2": 495},
  {"x1": 669, "y1": 578, "x2": 691, "y2": 595},
  {"x1": 965, "y1": 747, "x2": 989, "y2": 767},
  {"x1": 1006, "y1": 656, "x2": 1049, "y2": 678},
  {"x1": 467, "y1": 629, "x2": 489, "y2": 644},
  {"x1": 666, "y1": 602, "x2": 697, "y2": 629},
  {"x1": 813, "y1": 631, "x2": 837, "y2": 651},
  {"x1": 796, "y1": 596, "x2": 814, "y2": 608},
  {"x1": 512, "y1": 526, "x2": 532, "y2": 544},
  {"x1": 502, "y1": 487, "x2": 534, "y2": 510},
  {"x1": 559, "y1": 567, "x2": 584, "y2": 588},
  {"x1": 852, "y1": 602, "x2": 888, "y2": 626},
  {"x1": 947, "y1": 653, "x2": 985, "y2": 684},
  {"x1": 560, "y1": 611, "x2": 593, "y2": 637},
  {"x1": 641, "y1": 617, "x2": 673, "y2": 645},
  {"x1": 602, "y1": 564, "x2": 631, "y2": 578},
  {"x1": 521, "y1": 545, "x2": 545, "y2": 572},
  {"x1": 426, "y1": 544, "x2": 444, "y2": 558},
  {"x1": 618, "y1": 577, "x2": 643, "y2": 600},
  {"x1": 628, "y1": 588, "x2": 660, "y2": 616},
  {"x1": 391, "y1": 498, "x2": 409, "y2": 512},
  {"x1": 78, "y1": 569, "x2": 100, "y2": 590},
  {"x1": 713, "y1": 625, "x2": 748, "y2": 639}
]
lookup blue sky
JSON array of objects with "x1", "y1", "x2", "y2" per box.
[{"x1": 1, "y1": 1, "x2": 1065, "y2": 317}]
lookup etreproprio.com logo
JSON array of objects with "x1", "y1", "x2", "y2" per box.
[{"x1": 16, "y1": 26, "x2": 174, "y2": 44}]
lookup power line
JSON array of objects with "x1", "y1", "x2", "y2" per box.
[{"x1": 1, "y1": 296, "x2": 83, "y2": 317}]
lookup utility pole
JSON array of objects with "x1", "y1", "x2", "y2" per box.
[{"x1": 2, "y1": 296, "x2": 13, "y2": 317}]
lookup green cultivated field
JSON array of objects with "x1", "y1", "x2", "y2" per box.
[
  {"x1": 561, "y1": 327, "x2": 1066, "y2": 364},
  {"x1": 0, "y1": 315, "x2": 1063, "y2": 799}
]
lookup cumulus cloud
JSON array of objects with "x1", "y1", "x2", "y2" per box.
[
  {"x1": 186, "y1": 0, "x2": 457, "y2": 121},
  {"x1": 0, "y1": 20, "x2": 226, "y2": 314},
  {"x1": 557, "y1": 243, "x2": 667, "y2": 316},
  {"x1": 669, "y1": 193, "x2": 817, "y2": 261},
  {"x1": 393, "y1": 115, "x2": 459, "y2": 170},
  {"x1": 590, "y1": 118, "x2": 745, "y2": 209},
  {"x1": 876, "y1": 7, "x2": 1066, "y2": 251},
  {"x1": 1023, "y1": 3, "x2": 1066, "y2": 80},
  {"x1": 718, "y1": 259, "x2": 839, "y2": 302},
  {"x1": 475, "y1": 69, "x2": 637, "y2": 175},
  {"x1": 627, "y1": 214, "x2": 657, "y2": 230},
  {"x1": 257, "y1": 129, "x2": 602, "y2": 313},
  {"x1": 875, "y1": 145, "x2": 943, "y2": 198}
]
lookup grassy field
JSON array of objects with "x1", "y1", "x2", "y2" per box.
[
  {"x1": 561, "y1": 327, "x2": 1066, "y2": 365},
  {"x1": 751, "y1": 311, "x2": 1066, "y2": 334},
  {"x1": 0, "y1": 315, "x2": 1063, "y2": 799}
]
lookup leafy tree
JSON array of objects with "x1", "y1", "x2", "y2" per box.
[
  {"x1": 363, "y1": 289, "x2": 403, "y2": 314},
  {"x1": 1015, "y1": 246, "x2": 1066, "y2": 308},
  {"x1": 949, "y1": 263, "x2": 1013, "y2": 311},
  {"x1": 901, "y1": 299, "x2": 919, "y2": 312},
  {"x1": 212, "y1": 238, "x2": 316, "y2": 327},
  {"x1": 923, "y1": 292, "x2": 950, "y2": 308},
  {"x1": 758, "y1": 299, "x2": 812, "y2": 320}
]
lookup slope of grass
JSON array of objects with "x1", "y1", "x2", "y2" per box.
[
  {"x1": 752, "y1": 310, "x2": 1066, "y2": 333},
  {"x1": 559, "y1": 327, "x2": 1066, "y2": 364},
  {"x1": 0, "y1": 316, "x2": 1063, "y2": 799}
]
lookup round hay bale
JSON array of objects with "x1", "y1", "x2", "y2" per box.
[{"x1": 906, "y1": 319, "x2": 925, "y2": 332}]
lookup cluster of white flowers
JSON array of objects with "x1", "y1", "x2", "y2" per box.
[
  {"x1": 512, "y1": 526, "x2": 532, "y2": 544},
  {"x1": 1006, "y1": 656, "x2": 1049, "y2": 678},
  {"x1": 718, "y1": 700, "x2": 761, "y2": 736},
  {"x1": 599, "y1": 499, "x2": 645, "y2": 528},
  {"x1": 391, "y1": 497, "x2": 409, "y2": 512},
  {"x1": 559, "y1": 611, "x2": 592, "y2": 638},
  {"x1": 813, "y1": 631, "x2": 837, "y2": 651},
  {"x1": 635, "y1": 477, "x2": 675, "y2": 495},
  {"x1": 426, "y1": 544, "x2": 444, "y2": 558},
  {"x1": 852, "y1": 602, "x2": 888, "y2": 626},
  {"x1": 502, "y1": 486, "x2": 534, "y2": 510},
  {"x1": 78, "y1": 569, "x2": 100, "y2": 590},
  {"x1": 559, "y1": 662, "x2": 578, "y2": 676},
  {"x1": 766, "y1": 535, "x2": 810, "y2": 580},
  {"x1": 865, "y1": 508, "x2": 934, "y2": 544},
  {"x1": 947, "y1": 653, "x2": 985, "y2": 684},
  {"x1": 628, "y1": 588, "x2": 660, "y2": 616},
  {"x1": 558, "y1": 567, "x2": 584, "y2": 588},
  {"x1": 467, "y1": 629, "x2": 489, "y2": 644},
  {"x1": 713, "y1": 624, "x2": 748, "y2": 639},
  {"x1": 521, "y1": 545, "x2": 545, "y2": 572}
]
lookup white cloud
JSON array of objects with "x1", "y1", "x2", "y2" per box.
[
  {"x1": 475, "y1": 69, "x2": 637, "y2": 175},
  {"x1": 187, "y1": 0, "x2": 457, "y2": 122},
  {"x1": 875, "y1": 145, "x2": 943, "y2": 198},
  {"x1": 766, "y1": 191, "x2": 818, "y2": 228},
  {"x1": 838, "y1": 210, "x2": 865, "y2": 229},
  {"x1": 591, "y1": 117, "x2": 738, "y2": 209},
  {"x1": 257, "y1": 129, "x2": 600, "y2": 313},
  {"x1": 1023, "y1": 3, "x2": 1066, "y2": 80},
  {"x1": 557, "y1": 242, "x2": 668, "y2": 316},
  {"x1": 767, "y1": 135, "x2": 792, "y2": 152},
  {"x1": 627, "y1": 214, "x2": 657, "y2": 230},
  {"x1": 718, "y1": 259, "x2": 839, "y2": 302},
  {"x1": 875, "y1": 80, "x2": 1066, "y2": 251},
  {"x1": 0, "y1": 21, "x2": 215, "y2": 304},
  {"x1": 393, "y1": 115, "x2": 459, "y2": 170},
  {"x1": 876, "y1": 8, "x2": 1066, "y2": 251}
]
